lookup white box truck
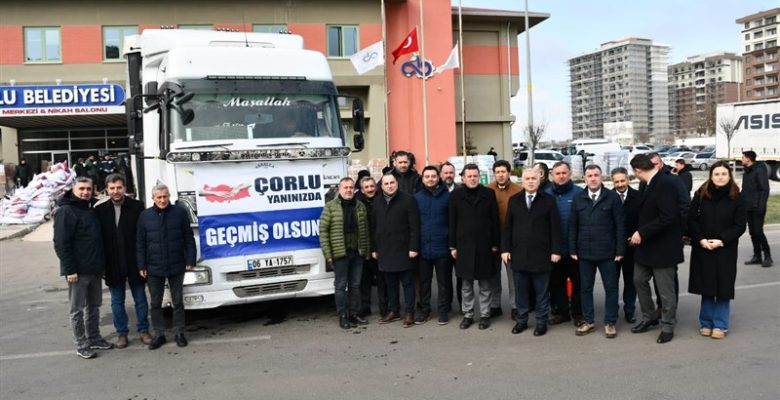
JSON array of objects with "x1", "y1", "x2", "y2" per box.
[
  {"x1": 716, "y1": 99, "x2": 780, "y2": 181},
  {"x1": 123, "y1": 29, "x2": 366, "y2": 309}
]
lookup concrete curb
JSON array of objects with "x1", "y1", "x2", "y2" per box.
[
  {"x1": 0, "y1": 224, "x2": 41, "y2": 242},
  {"x1": 765, "y1": 223, "x2": 780, "y2": 232}
]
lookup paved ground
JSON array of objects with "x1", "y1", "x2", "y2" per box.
[{"x1": 0, "y1": 227, "x2": 778, "y2": 400}]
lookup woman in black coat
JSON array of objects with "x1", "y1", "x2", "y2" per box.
[{"x1": 688, "y1": 161, "x2": 746, "y2": 339}]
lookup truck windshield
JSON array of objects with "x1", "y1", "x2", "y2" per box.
[{"x1": 170, "y1": 92, "x2": 342, "y2": 143}]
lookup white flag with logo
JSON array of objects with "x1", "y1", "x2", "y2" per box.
[
  {"x1": 350, "y1": 40, "x2": 385, "y2": 75},
  {"x1": 434, "y1": 43, "x2": 460, "y2": 75}
]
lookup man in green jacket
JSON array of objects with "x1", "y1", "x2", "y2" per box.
[{"x1": 320, "y1": 177, "x2": 371, "y2": 329}]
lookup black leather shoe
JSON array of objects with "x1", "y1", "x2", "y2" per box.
[
  {"x1": 148, "y1": 336, "x2": 166, "y2": 350},
  {"x1": 339, "y1": 314, "x2": 351, "y2": 330},
  {"x1": 490, "y1": 307, "x2": 503, "y2": 318},
  {"x1": 745, "y1": 255, "x2": 762, "y2": 265},
  {"x1": 478, "y1": 317, "x2": 491, "y2": 330},
  {"x1": 657, "y1": 331, "x2": 674, "y2": 344},
  {"x1": 511, "y1": 322, "x2": 528, "y2": 334},
  {"x1": 350, "y1": 315, "x2": 369, "y2": 325},
  {"x1": 762, "y1": 256, "x2": 774, "y2": 268},
  {"x1": 174, "y1": 333, "x2": 188, "y2": 347},
  {"x1": 625, "y1": 312, "x2": 636, "y2": 324},
  {"x1": 548, "y1": 314, "x2": 571, "y2": 325},
  {"x1": 459, "y1": 317, "x2": 474, "y2": 330},
  {"x1": 533, "y1": 325, "x2": 548, "y2": 336},
  {"x1": 631, "y1": 320, "x2": 660, "y2": 333}
]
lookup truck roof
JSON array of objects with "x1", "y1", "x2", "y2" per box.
[{"x1": 125, "y1": 29, "x2": 304, "y2": 58}]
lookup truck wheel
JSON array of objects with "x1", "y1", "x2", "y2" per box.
[
  {"x1": 699, "y1": 163, "x2": 708, "y2": 171},
  {"x1": 771, "y1": 163, "x2": 780, "y2": 182}
]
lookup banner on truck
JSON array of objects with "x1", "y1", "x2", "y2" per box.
[{"x1": 195, "y1": 161, "x2": 325, "y2": 260}]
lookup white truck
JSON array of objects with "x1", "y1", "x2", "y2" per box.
[
  {"x1": 123, "y1": 29, "x2": 365, "y2": 309},
  {"x1": 716, "y1": 99, "x2": 780, "y2": 181}
]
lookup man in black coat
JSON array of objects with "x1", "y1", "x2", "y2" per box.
[
  {"x1": 356, "y1": 176, "x2": 388, "y2": 319},
  {"x1": 54, "y1": 176, "x2": 114, "y2": 359},
  {"x1": 137, "y1": 184, "x2": 196, "y2": 349},
  {"x1": 391, "y1": 150, "x2": 421, "y2": 195},
  {"x1": 501, "y1": 169, "x2": 561, "y2": 337},
  {"x1": 611, "y1": 167, "x2": 639, "y2": 323},
  {"x1": 629, "y1": 154, "x2": 683, "y2": 344},
  {"x1": 15, "y1": 158, "x2": 33, "y2": 188},
  {"x1": 372, "y1": 174, "x2": 420, "y2": 327},
  {"x1": 673, "y1": 159, "x2": 693, "y2": 196},
  {"x1": 741, "y1": 150, "x2": 772, "y2": 267},
  {"x1": 449, "y1": 164, "x2": 500, "y2": 330},
  {"x1": 97, "y1": 154, "x2": 117, "y2": 192},
  {"x1": 96, "y1": 173, "x2": 151, "y2": 348}
]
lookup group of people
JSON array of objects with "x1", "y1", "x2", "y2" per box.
[
  {"x1": 53, "y1": 174, "x2": 195, "y2": 359},
  {"x1": 72, "y1": 154, "x2": 133, "y2": 193},
  {"x1": 320, "y1": 150, "x2": 771, "y2": 345}
]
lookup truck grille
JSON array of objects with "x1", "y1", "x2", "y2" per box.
[
  {"x1": 233, "y1": 280, "x2": 308, "y2": 298},
  {"x1": 226, "y1": 265, "x2": 311, "y2": 281}
]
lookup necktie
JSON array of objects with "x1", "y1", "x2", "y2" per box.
[
  {"x1": 591, "y1": 194, "x2": 597, "y2": 203},
  {"x1": 527, "y1": 194, "x2": 534, "y2": 209},
  {"x1": 620, "y1": 192, "x2": 625, "y2": 203}
]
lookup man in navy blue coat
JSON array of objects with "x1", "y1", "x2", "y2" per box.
[{"x1": 137, "y1": 184, "x2": 196, "y2": 350}]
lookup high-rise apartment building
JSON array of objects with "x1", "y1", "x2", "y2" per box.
[
  {"x1": 737, "y1": 8, "x2": 779, "y2": 100},
  {"x1": 668, "y1": 52, "x2": 742, "y2": 137},
  {"x1": 569, "y1": 38, "x2": 670, "y2": 144}
]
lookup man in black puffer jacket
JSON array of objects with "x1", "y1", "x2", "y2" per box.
[
  {"x1": 54, "y1": 176, "x2": 114, "y2": 359},
  {"x1": 137, "y1": 184, "x2": 196, "y2": 350}
]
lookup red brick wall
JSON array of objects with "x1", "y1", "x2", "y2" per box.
[
  {"x1": 360, "y1": 23, "x2": 382, "y2": 48},
  {"x1": 62, "y1": 25, "x2": 102, "y2": 64},
  {"x1": 288, "y1": 23, "x2": 326, "y2": 54},
  {"x1": 0, "y1": 26, "x2": 24, "y2": 65}
]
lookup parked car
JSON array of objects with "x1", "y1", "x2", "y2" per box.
[
  {"x1": 662, "y1": 151, "x2": 696, "y2": 167},
  {"x1": 514, "y1": 149, "x2": 565, "y2": 169},
  {"x1": 622, "y1": 144, "x2": 653, "y2": 157},
  {"x1": 690, "y1": 152, "x2": 718, "y2": 171}
]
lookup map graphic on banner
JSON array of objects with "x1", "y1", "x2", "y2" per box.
[{"x1": 195, "y1": 161, "x2": 325, "y2": 260}]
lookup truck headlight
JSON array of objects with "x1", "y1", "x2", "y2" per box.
[{"x1": 183, "y1": 266, "x2": 211, "y2": 286}]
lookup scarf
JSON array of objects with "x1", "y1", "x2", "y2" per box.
[
  {"x1": 551, "y1": 180, "x2": 574, "y2": 195},
  {"x1": 340, "y1": 196, "x2": 357, "y2": 234}
]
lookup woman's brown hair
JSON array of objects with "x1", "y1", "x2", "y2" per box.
[{"x1": 695, "y1": 160, "x2": 740, "y2": 200}]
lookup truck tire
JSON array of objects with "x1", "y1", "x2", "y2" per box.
[{"x1": 771, "y1": 163, "x2": 780, "y2": 182}]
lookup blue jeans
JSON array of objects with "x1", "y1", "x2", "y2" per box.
[
  {"x1": 579, "y1": 258, "x2": 619, "y2": 324},
  {"x1": 513, "y1": 270, "x2": 551, "y2": 325},
  {"x1": 108, "y1": 281, "x2": 150, "y2": 334},
  {"x1": 699, "y1": 296, "x2": 730, "y2": 331},
  {"x1": 333, "y1": 252, "x2": 363, "y2": 316},
  {"x1": 385, "y1": 269, "x2": 415, "y2": 315}
]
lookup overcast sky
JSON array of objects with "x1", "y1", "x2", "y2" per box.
[{"x1": 454, "y1": 0, "x2": 778, "y2": 143}]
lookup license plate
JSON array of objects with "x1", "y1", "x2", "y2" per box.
[{"x1": 247, "y1": 255, "x2": 293, "y2": 270}]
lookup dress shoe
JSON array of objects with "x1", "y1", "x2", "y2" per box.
[
  {"x1": 604, "y1": 323, "x2": 617, "y2": 339},
  {"x1": 116, "y1": 334, "x2": 128, "y2": 349},
  {"x1": 631, "y1": 320, "x2": 659, "y2": 333},
  {"x1": 378, "y1": 312, "x2": 401, "y2": 324},
  {"x1": 744, "y1": 255, "x2": 762, "y2": 265},
  {"x1": 459, "y1": 317, "x2": 474, "y2": 330},
  {"x1": 438, "y1": 314, "x2": 450, "y2": 325},
  {"x1": 711, "y1": 329, "x2": 726, "y2": 339},
  {"x1": 478, "y1": 317, "x2": 491, "y2": 330},
  {"x1": 148, "y1": 336, "x2": 166, "y2": 350},
  {"x1": 576, "y1": 322, "x2": 595, "y2": 336},
  {"x1": 511, "y1": 322, "x2": 528, "y2": 334},
  {"x1": 490, "y1": 307, "x2": 503, "y2": 318},
  {"x1": 656, "y1": 331, "x2": 674, "y2": 344},
  {"x1": 350, "y1": 315, "x2": 369, "y2": 326},
  {"x1": 533, "y1": 325, "x2": 548, "y2": 336},
  {"x1": 548, "y1": 314, "x2": 571, "y2": 325},
  {"x1": 699, "y1": 328, "x2": 712, "y2": 337},
  {"x1": 139, "y1": 330, "x2": 153, "y2": 345},
  {"x1": 624, "y1": 312, "x2": 636, "y2": 324},
  {"x1": 510, "y1": 308, "x2": 517, "y2": 321},
  {"x1": 414, "y1": 314, "x2": 430, "y2": 325},
  {"x1": 174, "y1": 333, "x2": 188, "y2": 347},
  {"x1": 402, "y1": 313, "x2": 415, "y2": 328},
  {"x1": 762, "y1": 256, "x2": 774, "y2": 268},
  {"x1": 339, "y1": 314, "x2": 351, "y2": 329}
]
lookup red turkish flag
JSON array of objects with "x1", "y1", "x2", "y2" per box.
[{"x1": 391, "y1": 27, "x2": 419, "y2": 64}]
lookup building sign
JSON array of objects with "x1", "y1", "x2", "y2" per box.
[
  {"x1": 401, "y1": 55, "x2": 434, "y2": 79},
  {"x1": 0, "y1": 84, "x2": 125, "y2": 117},
  {"x1": 195, "y1": 160, "x2": 325, "y2": 260}
]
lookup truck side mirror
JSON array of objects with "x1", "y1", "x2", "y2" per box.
[
  {"x1": 353, "y1": 133, "x2": 365, "y2": 152},
  {"x1": 352, "y1": 98, "x2": 365, "y2": 133}
]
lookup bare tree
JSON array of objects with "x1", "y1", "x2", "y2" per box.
[
  {"x1": 525, "y1": 122, "x2": 548, "y2": 165},
  {"x1": 718, "y1": 118, "x2": 739, "y2": 161}
]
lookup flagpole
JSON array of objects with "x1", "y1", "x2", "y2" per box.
[
  {"x1": 458, "y1": 0, "x2": 466, "y2": 164},
  {"x1": 524, "y1": 0, "x2": 534, "y2": 164},
  {"x1": 381, "y1": 0, "x2": 390, "y2": 160},
  {"x1": 419, "y1": 1, "x2": 429, "y2": 165}
]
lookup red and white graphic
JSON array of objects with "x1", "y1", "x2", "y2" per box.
[
  {"x1": 391, "y1": 27, "x2": 419, "y2": 64},
  {"x1": 199, "y1": 183, "x2": 251, "y2": 203}
]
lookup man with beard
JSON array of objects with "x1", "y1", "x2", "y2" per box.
[
  {"x1": 487, "y1": 160, "x2": 522, "y2": 320},
  {"x1": 392, "y1": 150, "x2": 421, "y2": 195},
  {"x1": 355, "y1": 176, "x2": 388, "y2": 318}
]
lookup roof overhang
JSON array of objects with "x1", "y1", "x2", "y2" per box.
[{"x1": 452, "y1": 6, "x2": 550, "y2": 32}]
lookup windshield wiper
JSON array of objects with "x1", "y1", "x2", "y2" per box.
[
  {"x1": 256, "y1": 142, "x2": 310, "y2": 148},
  {"x1": 177, "y1": 143, "x2": 233, "y2": 151}
]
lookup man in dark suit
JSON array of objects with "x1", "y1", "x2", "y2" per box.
[
  {"x1": 629, "y1": 154, "x2": 683, "y2": 344},
  {"x1": 501, "y1": 169, "x2": 561, "y2": 337},
  {"x1": 673, "y1": 159, "x2": 693, "y2": 196},
  {"x1": 96, "y1": 173, "x2": 151, "y2": 349},
  {"x1": 611, "y1": 167, "x2": 639, "y2": 323}
]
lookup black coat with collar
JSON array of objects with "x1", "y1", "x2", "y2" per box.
[
  {"x1": 614, "y1": 186, "x2": 640, "y2": 239},
  {"x1": 569, "y1": 187, "x2": 625, "y2": 261},
  {"x1": 371, "y1": 191, "x2": 420, "y2": 273},
  {"x1": 449, "y1": 185, "x2": 500, "y2": 280},
  {"x1": 635, "y1": 173, "x2": 684, "y2": 268},
  {"x1": 136, "y1": 204, "x2": 197, "y2": 277},
  {"x1": 96, "y1": 196, "x2": 145, "y2": 287},
  {"x1": 501, "y1": 190, "x2": 561, "y2": 273}
]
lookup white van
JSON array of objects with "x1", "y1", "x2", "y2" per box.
[
  {"x1": 514, "y1": 149, "x2": 565, "y2": 169},
  {"x1": 564, "y1": 139, "x2": 622, "y2": 157}
]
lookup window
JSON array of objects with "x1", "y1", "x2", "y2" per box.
[
  {"x1": 178, "y1": 24, "x2": 212, "y2": 30},
  {"x1": 767, "y1": 40, "x2": 777, "y2": 48},
  {"x1": 326, "y1": 25, "x2": 358, "y2": 57},
  {"x1": 754, "y1": 31, "x2": 763, "y2": 39},
  {"x1": 745, "y1": 33, "x2": 751, "y2": 40},
  {"x1": 103, "y1": 26, "x2": 137, "y2": 60},
  {"x1": 746, "y1": 45, "x2": 751, "y2": 52},
  {"x1": 24, "y1": 27, "x2": 60, "y2": 62},
  {"x1": 768, "y1": 28, "x2": 777, "y2": 36},
  {"x1": 253, "y1": 24, "x2": 287, "y2": 34}
]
